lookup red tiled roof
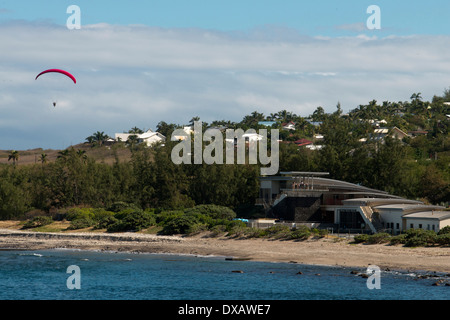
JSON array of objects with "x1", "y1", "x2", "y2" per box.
[{"x1": 294, "y1": 139, "x2": 313, "y2": 146}]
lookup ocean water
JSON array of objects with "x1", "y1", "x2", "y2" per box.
[{"x1": 0, "y1": 249, "x2": 448, "y2": 300}]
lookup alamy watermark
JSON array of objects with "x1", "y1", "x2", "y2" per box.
[
  {"x1": 171, "y1": 121, "x2": 279, "y2": 176},
  {"x1": 66, "y1": 265, "x2": 81, "y2": 290},
  {"x1": 366, "y1": 265, "x2": 381, "y2": 290},
  {"x1": 66, "y1": 5, "x2": 81, "y2": 30},
  {"x1": 367, "y1": 5, "x2": 381, "y2": 30}
]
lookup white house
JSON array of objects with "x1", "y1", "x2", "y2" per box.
[
  {"x1": 171, "y1": 126, "x2": 194, "y2": 141},
  {"x1": 403, "y1": 211, "x2": 450, "y2": 233},
  {"x1": 115, "y1": 129, "x2": 166, "y2": 147},
  {"x1": 138, "y1": 131, "x2": 166, "y2": 147},
  {"x1": 371, "y1": 127, "x2": 408, "y2": 142},
  {"x1": 281, "y1": 121, "x2": 296, "y2": 131},
  {"x1": 372, "y1": 203, "x2": 446, "y2": 234},
  {"x1": 115, "y1": 133, "x2": 132, "y2": 142}
]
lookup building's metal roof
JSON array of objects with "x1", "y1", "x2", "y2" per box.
[
  {"x1": 342, "y1": 198, "x2": 422, "y2": 206},
  {"x1": 403, "y1": 211, "x2": 450, "y2": 221}
]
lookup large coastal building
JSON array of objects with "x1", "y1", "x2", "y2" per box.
[{"x1": 257, "y1": 172, "x2": 450, "y2": 234}]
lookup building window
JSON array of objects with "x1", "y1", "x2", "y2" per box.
[
  {"x1": 396, "y1": 223, "x2": 399, "y2": 230},
  {"x1": 410, "y1": 223, "x2": 414, "y2": 229},
  {"x1": 418, "y1": 224, "x2": 422, "y2": 229},
  {"x1": 432, "y1": 225, "x2": 435, "y2": 231}
]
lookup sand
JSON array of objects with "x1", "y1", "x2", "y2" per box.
[{"x1": 0, "y1": 227, "x2": 449, "y2": 273}]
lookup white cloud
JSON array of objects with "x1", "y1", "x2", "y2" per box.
[{"x1": 0, "y1": 22, "x2": 449, "y2": 149}]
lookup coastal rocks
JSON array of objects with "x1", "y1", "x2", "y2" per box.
[
  {"x1": 231, "y1": 270, "x2": 244, "y2": 273},
  {"x1": 431, "y1": 280, "x2": 450, "y2": 286}
]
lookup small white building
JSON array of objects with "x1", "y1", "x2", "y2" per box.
[
  {"x1": 282, "y1": 121, "x2": 296, "y2": 131},
  {"x1": 403, "y1": 211, "x2": 450, "y2": 232},
  {"x1": 138, "y1": 131, "x2": 166, "y2": 147},
  {"x1": 115, "y1": 129, "x2": 166, "y2": 147},
  {"x1": 372, "y1": 203, "x2": 447, "y2": 234},
  {"x1": 171, "y1": 126, "x2": 193, "y2": 141}
]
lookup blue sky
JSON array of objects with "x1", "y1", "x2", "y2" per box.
[
  {"x1": 2, "y1": 0, "x2": 450, "y2": 36},
  {"x1": 1, "y1": 1, "x2": 450, "y2": 150}
]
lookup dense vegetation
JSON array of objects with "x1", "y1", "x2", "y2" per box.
[
  {"x1": 0, "y1": 91, "x2": 449, "y2": 236},
  {"x1": 354, "y1": 227, "x2": 450, "y2": 247}
]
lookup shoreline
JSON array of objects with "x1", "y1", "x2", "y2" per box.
[{"x1": 0, "y1": 228, "x2": 449, "y2": 274}]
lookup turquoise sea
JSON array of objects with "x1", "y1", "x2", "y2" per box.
[{"x1": 0, "y1": 249, "x2": 448, "y2": 301}]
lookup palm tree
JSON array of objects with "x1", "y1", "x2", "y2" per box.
[
  {"x1": 85, "y1": 135, "x2": 95, "y2": 144},
  {"x1": 8, "y1": 150, "x2": 19, "y2": 166},
  {"x1": 410, "y1": 92, "x2": 424, "y2": 114},
  {"x1": 189, "y1": 117, "x2": 200, "y2": 126},
  {"x1": 126, "y1": 134, "x2": 139, "y2": 150},
  {"x1": 57, "y1": 149, "x2": 70, "y2": 162},
  {"x1": 40, "y1": 153, "x2": 47, "y2": 164},
  {"x1": 93, "y1": 131, "x2": 109, "y2": 146},
  {"x1": 128, "y1": 127, "x2": 143, "y2": 134}
]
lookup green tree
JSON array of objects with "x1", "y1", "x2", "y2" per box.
[{"x1": 8, "y1": 150, "x2": 19, "y2": 166}]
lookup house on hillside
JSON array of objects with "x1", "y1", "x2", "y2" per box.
[
  {"x1": 294, "y1": 139, "x2": 313, "y2": 147},
  {"x1": 281, "y1": 121, "x2": 296, "y2": 131},
  {"x1": 371, "y1": 127, "x2": 408, "y2": 142},
  {"x1": 408, "y1": 130, "x2": 428, "y2": 137},
  {"x1": 138, "y1": 131, "x2": 166, "y2": 146},
  {"x1": 115, "y1": 129, "x2": 166, "y2": 146},
  {"x1": 368, "y1": 119, "x2": 387, "y2": 128},
  {"x1": 171, "y1": 126, "x2": 194, "y2": 141}
]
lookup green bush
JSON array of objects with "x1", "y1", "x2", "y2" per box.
[
  {"x1": 159, "y1": 214, "x2": 199, "y2": 235},
  {"x1": 95, "y1": 215, "x2": 119, "y2": 230},
  {"x1": 65, "y1": 208, "x2": 95, "y2": 221},
  {"x1": 156, "y1": 210, "x2": 185, "y2": 225},
  {"x1": 404, "y1": 229, "x2": 437, "y2": 247},
  {"x1": 187, "y1": 223, "x2": 209, "y2": 235},
  {"x1": 91, "y1": 208, "x2": 115, "y2": 221},
  {"x1": 67, "y1": 218, "x2": 95, "y2": 230},
  {"x1": 108, "y1": 209, "x2": 156, "y2": 232},
  {"x1": 225, "y1": 219, "x2": 246, "y2": 231},
  {"x1": 390, "y1": 233, "x2": 407, "y2": 245},
  {"x1": 354, "y1": 234, "x2": 369, "y2": 244},
  {"x1": 184, "y1": 205, "x2": 236, "y2": 220},
  {"x1": 311, "y1": 228, "x2": 329, "y2": 238},
  {"x1": 288, "y1": 226, "x2": 311, "y2": 240},
  {"x1": 22, "y1": 216, "x2": 53, "y2": 229},
  {"x1": 438, "y1": 225, "x2": 450, "y2": 235},
  {"x1": 265, "y1": 225, "x2": 291, "y2": 238},
  {"x1": 209, "y1": 225, "x2": 227, "y2": 237},
  {"x1": 436, "y1": 233, "x2": 450, "y2": 246},
  {"x1": 226, "y1": 223, "x2": 247, "y2": 238},
  {"x1": 244, "y1": 227, "x2": 267, "y2": 238},
  {"x1": 367, "y1": 232, "x2": 391, "y2": 244}
]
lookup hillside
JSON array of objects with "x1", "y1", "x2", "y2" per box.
[{"x1": 0, "y1": 143, "x2": 133, "y2": 166}]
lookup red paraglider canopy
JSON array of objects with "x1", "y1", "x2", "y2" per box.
[{"x1": 35, "y1": 69, "x2": 77, "y2": 84}]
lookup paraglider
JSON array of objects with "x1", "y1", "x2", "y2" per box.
[
  {"x1": 35, "y1": 69, "x2": 77, "y2": 84},
  {"x1": 35, "y1": 69, "x2": 76, "y2": 107}
]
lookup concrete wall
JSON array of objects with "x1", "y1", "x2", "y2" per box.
[
  {"x1": 404, "y1": 218, "x2": 449, "y2": 233},
  {"x1": 376, "y1": 208, "x2": 404, "y2": 232}
]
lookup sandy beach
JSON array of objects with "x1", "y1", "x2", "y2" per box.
[{"x1": 0, "y1": 226, "x2": 449, "y2": 273}]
